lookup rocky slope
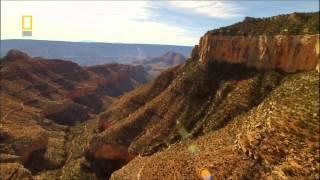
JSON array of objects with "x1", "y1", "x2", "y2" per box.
[
  {"x1": 0, "y1": 50, "x2": 150, "y2": 179},
  {"x1": 133, "y1": 51, "x2": 186, "y2": 76},
  {"x1": 87, "y1": 12, "x2": 319, "y2": 179},
  {"x1": 110, "y1": 69, "x2": 319, "y2": 179}
]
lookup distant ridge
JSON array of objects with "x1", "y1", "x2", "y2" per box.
[{"x1": 0, "y1": 39, "x2": 192, "y2": 65}]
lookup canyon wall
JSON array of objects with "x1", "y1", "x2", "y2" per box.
[
  {"x1": 196, "y1": 34, "x2": 319, "y2": 72},
  {"x1": 0, "y1": 50, "x2": 150, "y2": 178}
]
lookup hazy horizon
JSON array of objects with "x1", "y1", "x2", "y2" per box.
[
  {"x1": 1, "y1": 1, "x2": 319, "y2": 46},
  {"x1": 0, "y1": 38, "x2": 193, "y2": 47}
]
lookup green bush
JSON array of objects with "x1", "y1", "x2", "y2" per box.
[{"x1": 209, "y1": 12, "x2": 319, "y2": 36}]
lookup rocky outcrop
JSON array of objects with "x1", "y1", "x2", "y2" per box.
[
  {"x1": 3, "y1": 49, "x2": 31, "y2": 62},
  {"x1": 133, "y1": 52, "x2": 186, "y2": 76},
  {"x1": 196, "y1": 34, "x2": 319, "y2": 72},
  {"x1": 42, "y1": 102, "x2": 91, "y2": 125},
  {"x1": 89, "y1": 142, "x2": 135, "y2": 162},
  {"x1": 0, "y1": 122, "x2": 49, "y2": 164},
  {"x1": 149, "y1": 51, "x2": 186, "y2": 65},
  {"x1": 0, "y1": 163, "x2": 33, "y2": 180}
]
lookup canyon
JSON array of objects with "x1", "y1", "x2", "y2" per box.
[
  {"x1": 0, "y1": 50, "x2": 150, "y2": 179},
  {"x1": 0, "y1": 11, "x2": 319, "y2": 180}
]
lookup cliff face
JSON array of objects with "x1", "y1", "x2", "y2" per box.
[
  {"x1": 195, "y1": 11, "x2": 320, "y2": 72},
  {"x1": 197, "y1": 34, "x2": 319, "y2": 72}
]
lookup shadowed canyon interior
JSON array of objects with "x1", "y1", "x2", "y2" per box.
[{"x1": 0, "y1": 11, "x2": 319, "y2": 180}]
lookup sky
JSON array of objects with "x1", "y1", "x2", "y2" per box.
[{"x1": 1, "y1": 0, "x2": 319, "y2": 46}]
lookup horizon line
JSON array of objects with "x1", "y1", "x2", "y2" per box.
[{"x1": 1, "y1": 38, "x2": 195, "y2": 47}]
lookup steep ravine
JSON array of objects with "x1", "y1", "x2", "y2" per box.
[{"x1": 87, "y1": 60, "x2": 288, "y2": 178}]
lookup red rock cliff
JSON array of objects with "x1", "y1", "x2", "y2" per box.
[{"x1": 195, "y1": 34, "x2": 319, "y2": 72}]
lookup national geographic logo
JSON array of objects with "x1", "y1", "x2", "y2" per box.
[{"x1": 22, "y1": 15, "x2": 32, "y2": 37}]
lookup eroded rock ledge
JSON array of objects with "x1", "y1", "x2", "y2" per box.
[{"x1": 195, "y1": 34, "x2": 319, "y2": 72}]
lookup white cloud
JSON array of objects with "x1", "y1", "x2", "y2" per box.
[
  {"x1": 1, "y1": 1, "x2": 198, "y2": 45},
  {"x1": 169, "y1": 1, "x2": 243, "y2": 18}
]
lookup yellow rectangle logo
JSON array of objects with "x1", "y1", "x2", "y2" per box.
[{"x1": 22, "y1": 15, "x2": 32, "y2": 31}]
